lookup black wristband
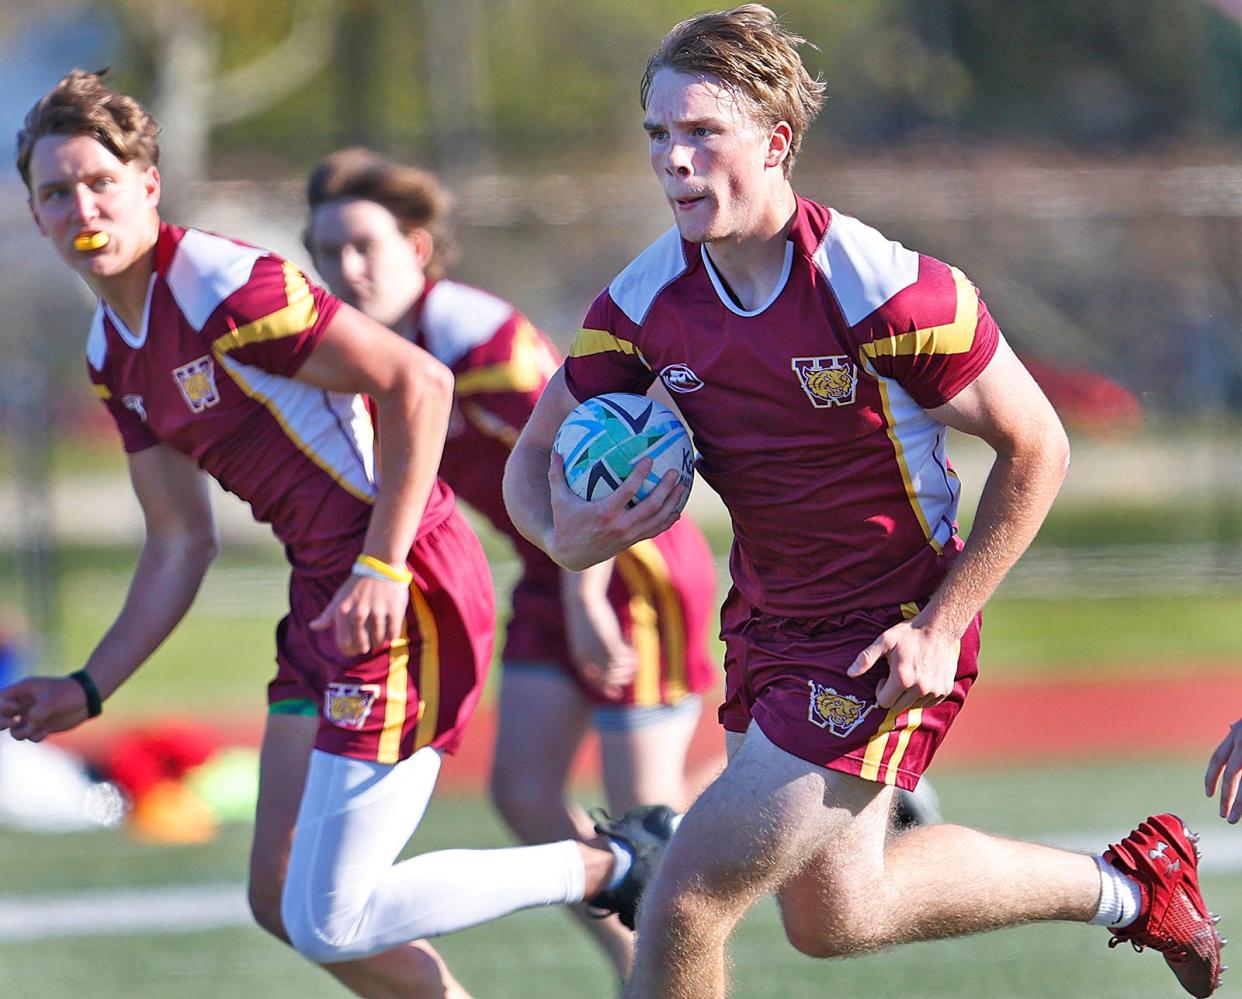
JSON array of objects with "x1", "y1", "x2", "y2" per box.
[{"x1": 68, "y1": 669, "x2": 103, "y2": 718}]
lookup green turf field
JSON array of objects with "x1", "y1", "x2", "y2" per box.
[
  {"x1": 2, "y1": 459, "x2": 1240, "y2": 997},
  {"x1": 0, "y1": 757, "x2": 1236, "y2": 998}
]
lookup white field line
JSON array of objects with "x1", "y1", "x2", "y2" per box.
[{"x1": 1, "y1": 829, "x2": 1241, "y2": 943}]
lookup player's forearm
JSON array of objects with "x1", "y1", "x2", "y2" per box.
[
  {"x1": 362, "y1": 363, "x2": 455, "y2": 563},
  {"x1": 920, "y1": 432, "x2": 1070, "y2": 639},
  {"x1": 560, "y1": 560, "x2": 616, "y2": 605},
  {"x1": 83, "y1": 530, "x2": 218, "y2": 700},
  {"x1": 503, "y1": 440, "x2": 556, "y2": 554}
]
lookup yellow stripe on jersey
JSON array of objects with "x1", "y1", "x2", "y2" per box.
[
  {"x1": 377, "y1": 631, "x2": 411, "y2": 765},
  {"x1": 860, "y1": 268, "x2": 978, "y2": 361},
  {"x1": 620, "y1": 540, "x2": 688, "y2": 701},
  {"x1": 409, "y1": 585, "x2": 442, "y2": 752},
  {"x1": 93, "y1": 384, "x2": 112, "y2": 399},
  {"x1": 460, "y1": 401, "x2": 520, "y2": 448},
  {"x1": 455, "y1": 320, "x2": 557, "y2": 397},
  {"x1": 569, "y1": 328, "x2": 649, "y2": 367},
  {"x1": 211, "y1": 261, "x2": 319, "y2": 355},
  {"x1": 215, "y1": 353, "x2": 375, "y2": 504},
  {"x1": 874, "y1": 378, "x2": 936, "y2": 546}
]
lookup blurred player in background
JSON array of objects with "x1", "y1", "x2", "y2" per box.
[
  {"x1": 1206, "y1": 718, "x2": 1242, "y2": 823},
  {"x1": 2, "y1": 70, "x2": 671, "y2": 999},
  {"x1": 504, "y1": 6, "x2": 1224, "y2": 998},
  {"x1": 303, "y1": 147, "x2": 718, "y2": 976}
]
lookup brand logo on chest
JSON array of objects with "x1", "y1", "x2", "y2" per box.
[
  {"x1": 172, "y1": 355, "x2": 221, "y2": 413},
  {"x1": 791, "y1": 355, "x2": 858, "y2": 408},
  {"x1": 660, "y1": 363, "x2": 705, "y2": 394}
]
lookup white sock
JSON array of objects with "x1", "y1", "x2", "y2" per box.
[
  {"x1": 1089, "y1": 854, "x2": 1143, "y2": 928},
  {"x1": 605, "y1": 838, "x2": 635, "y2": 890}
]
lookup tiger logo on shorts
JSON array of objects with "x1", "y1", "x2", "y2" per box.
[
  {"x1": 807, "y1": 680, "x2": 874, "y2": 737},
  {"x1": 324, "y1": 682, "x2": 381, "y2": 729}
]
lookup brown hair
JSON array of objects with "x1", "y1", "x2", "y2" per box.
[
  {"x1": 305, "y1": 147, "x2": 458, "y2": 280},
  {"x1": 640, "y1": 5, "x2": 825, "y2": 176},
  {"x1": 16, "y1": 69, "x2": 160, "y2": 191}
]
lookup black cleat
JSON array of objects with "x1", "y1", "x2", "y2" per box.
[{"x1": 586, "y1": 804, "x2": 678, "y2": 930}]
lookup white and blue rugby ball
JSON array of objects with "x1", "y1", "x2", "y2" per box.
[{"x1": 553, "y1": 393, "x2": 694, "y2": 512}]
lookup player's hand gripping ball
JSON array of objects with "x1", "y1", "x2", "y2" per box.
[{"x1": 553, "y1": 393, "x2": 694, "y2": 512}]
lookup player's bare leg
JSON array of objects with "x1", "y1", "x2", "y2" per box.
[
  {"x1": 248, "y1": 712, "x2": 471, "y2": 999},
  {"x1": 598, "y1": 701, "x2": 700, "y2": 814},
  {"x1": 490, "y1": 668, "x2": 634, "y2": 975},
  {"x1": 625, "y1": 722, "x2": 1101, "y2": 999}
]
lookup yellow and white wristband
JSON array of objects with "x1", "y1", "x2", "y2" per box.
[{"x1": 351, "y1": 554, "x2": 414, "y2": 586}]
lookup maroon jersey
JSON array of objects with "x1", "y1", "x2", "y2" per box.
[
  {"x1": 86, "y1": 222, "x2": 453, "y2": 574},
  {"x1": 406, "y1": 279, "x2": 563, "y2": 609},
  {"x1": 565, "y1": 195, "x2": 999, "y2": 619},
  {"x1": 408, "y1": 279, "x2": 716, "y2": 705}
]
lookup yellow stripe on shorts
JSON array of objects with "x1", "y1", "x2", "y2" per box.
[{"x1": 409, "y1": 586, "x2": 441, "y2": 753}]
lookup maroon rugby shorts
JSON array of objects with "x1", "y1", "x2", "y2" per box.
[
  {"x1": 503, "y1": 518, "x2": 718, "y2": 707},
  {"x1": 718, "y1": 590, "x2": 979, "y2": 791},
  {"x1": 270, "y1": 508, "x2": 495, "y2": 764}
]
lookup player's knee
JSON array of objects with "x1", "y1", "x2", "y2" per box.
[
  {"x1": 281, "y1": 885, "x2": 368, "y2": 964},
  {"x1": 784, "y1": 922, "x2": 850, "y2": 958},
  {"x1": 782, "y1": 910, "x2": 874, "y2": 958},
  {"x1": 489, "y1": 765, "x2": 558, "y2": 824}
]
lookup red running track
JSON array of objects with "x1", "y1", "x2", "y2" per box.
[{"x1": 49, "y1": 665, "x2": 1242, "y2": 791}]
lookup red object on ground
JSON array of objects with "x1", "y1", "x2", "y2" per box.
[{"x1": 103, "y1": 720, "x2": 219, "y2": 800}]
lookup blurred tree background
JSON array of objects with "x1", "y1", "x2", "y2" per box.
[{"x1": 70, "y1": 0, "x2": 1242, "y2": 175}]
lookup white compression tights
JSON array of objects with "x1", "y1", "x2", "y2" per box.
[{"x1": 281, "y1": 747, "x2": 587, "y2": 964}]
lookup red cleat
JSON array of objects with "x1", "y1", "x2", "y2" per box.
[{"x1": 1103, "y1": 814, "x2": 1225, "y2": 998}]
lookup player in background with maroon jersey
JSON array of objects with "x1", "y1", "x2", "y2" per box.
[
  {"x1": 1, "y1": 71, "x2": 672, "y2": 999},
  {"x1": 301, "y1": 147, "x2": 719, "y2": 977},
  {"x1": 504, "y1": 6, "x2": 1224, "y2": 998}
]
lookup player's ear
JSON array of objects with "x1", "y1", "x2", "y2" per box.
[
  {"x1": 765, "y1": 122, "x2": 792, "y2": 170},
  {"x1": 143, "y1": 164, "x2": 161, "y2": 208},
  {"x1": 408, "y1": 227, "x2": 434, "y2": 269}
]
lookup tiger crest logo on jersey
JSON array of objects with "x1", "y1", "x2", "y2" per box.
[
  {"x1": 324, "y1": 682, "x2": 381, "y2": 729},
  {"x1": 791, "y1": 355, "x2": 857, "y2": 408},
  {"x1": 172, "y1": 355, "x2": 221, "y2": 413},
  {"x1": 807, "y1": 681, "x2": 874, "y2": 737}
]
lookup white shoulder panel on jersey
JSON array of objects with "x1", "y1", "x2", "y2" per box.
[
  {"x1": 166, "y1": 229, "x2": 266, "y2": 332},
  {"x1": 85, "y1": 306, "x2": 107, "y2": 371},
  {"x1": 813, "y1": 212, "x2": 919, "y2": 328},
  {"x1": 419, "y1": 280, "x2": 513, "y2": 366},
  {"x1": 609, "y1": 227, "x2": 688, "y2": 326}
]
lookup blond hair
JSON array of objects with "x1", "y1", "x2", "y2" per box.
[
  {"x1": 305, "y1": 148, "x2": 458, "y2": 280},
  {"x1": 640, "y1": 5, "x2": 825, "y2": 175},
  {"x1": 16, "y1": 69, "x2": 160, "y2": 191}
]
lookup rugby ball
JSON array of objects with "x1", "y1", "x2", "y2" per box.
[{"x1": 553, "y1": 393, "x2": 694, "y2": 511}]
